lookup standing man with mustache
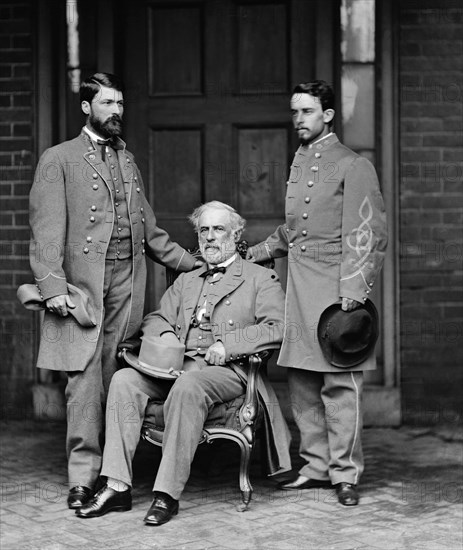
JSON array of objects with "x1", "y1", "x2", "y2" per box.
[
  {"x1": 29, "y1": 73, "x2": 199, "y2": 510},
  {"x1": 247, "y1": 80, "x2": 388, "y2": 506}
]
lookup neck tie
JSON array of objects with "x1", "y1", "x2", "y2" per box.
[
  {"x1": 199, "y1": 266, "x2": 226, "y2": 278},
  {"x1": 96, "y1": 139, "x2": 110, "y2": 162}
]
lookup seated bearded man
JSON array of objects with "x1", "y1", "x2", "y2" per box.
[{"x1": 76, "y1": 200, "x2": 291, "y2": 525}]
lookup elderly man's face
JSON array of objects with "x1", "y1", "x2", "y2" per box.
[{"x1": 198, "y1": 207, "x2": 238, "y2": 265}]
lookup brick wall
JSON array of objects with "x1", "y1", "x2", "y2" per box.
[
  {"x1": 399, "y1": 1, "x2": 463, "y2": 425},
  {"x1": 0, "y1": 0, "x2": 37, "y2": 419}
]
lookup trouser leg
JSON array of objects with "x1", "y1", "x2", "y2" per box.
[
  {"x1": 153, "y1": 367, "x2": 244, "y2": 500},
  {"x1": 287, "y1": 369, "x2": 330, "y2": 480},
  {"x1": 65, "y1": 259, "x2": 132, "y2": 489},
  {"x1": 321, "y1": 371, "x2": 364, "y2": 485},
  {"x1": 100, "y1": 368, "x2": 171, "y2": 487}
]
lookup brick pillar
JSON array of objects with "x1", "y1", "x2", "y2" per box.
[
  {"x1": 399, "y1": 2, "x2": 463, "y2": 425},
  {"x1": 0, "y1": 0, "x2": 38, "y2": 420}
]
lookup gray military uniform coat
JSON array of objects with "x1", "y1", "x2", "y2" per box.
[
  {"x1": 248, "y1": 134, "x2": 388, "y2": 373},
  {"x1": 29, "y1": 130, "x2": 196, "y2": 373}
]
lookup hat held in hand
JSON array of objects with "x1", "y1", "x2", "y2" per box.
[
  {"x1": 124, "y1": 333, "x2": 186, "y2": 380},
  {"x1": 317, "y1": 299, "x2": 379, "y2": 368},
  {"x1": 17, "y1": 283, "x2": 97, "y2": 327}
]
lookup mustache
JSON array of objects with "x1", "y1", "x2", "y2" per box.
[{"x1": 107, "y1": 115, "x2": 122, "y2": 123}]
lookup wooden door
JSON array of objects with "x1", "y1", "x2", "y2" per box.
[{"x1": 122, "y1": 0, "x2": 324, "y2": 309}]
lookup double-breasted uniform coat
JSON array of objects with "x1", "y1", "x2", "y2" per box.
[
  {"x1": 100, "y1": 255, "x2": 292, "y2": 500},
  {"x1": 30, "y1": 130, "x2": 196, "y2": 372},
  {"x1": 29, "y1": 129, "x2": 196, "y2": 488},
  {"x1": 248, "y1": 133, "x2": 388, "y2": 485}
]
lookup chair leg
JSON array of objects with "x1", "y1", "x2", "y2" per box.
[
  {"x1": 237, "y1": 440, "x2": 253, "y2": 512},
  {"x1": 202, "y1": 428, "x2": 254, "y2": 511}
]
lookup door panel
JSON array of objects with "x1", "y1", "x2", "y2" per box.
[{"x1": 124, "y1": 0, "x2": 317, "y2": 307}]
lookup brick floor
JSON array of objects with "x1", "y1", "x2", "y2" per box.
[{"x1": 1, "y1": 419, "x2": 462, "y2": 550}]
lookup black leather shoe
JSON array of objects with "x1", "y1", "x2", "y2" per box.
[
  {"x1": 144, "y1": 492, "x2": 179, "y2": 526},
  {"x1": 278, "y1": 477, "x2": 332, "y2": 490},
  {"x1": 67, "y1": 486, "x2": 93, "y2": 509},
  {"x1": 335, "y1": 482, "x2": 359, "y2": 506},
  {"x1": 75, "y1": 484, "x2": 131, "y2": 518}
]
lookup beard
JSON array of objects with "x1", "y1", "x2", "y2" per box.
[
  {"x1": 90, "y1": 113, "x2": 123, "y2": 139},
  {"x1": 200, "y1": 235, "x2": 236, "y2": 265}
]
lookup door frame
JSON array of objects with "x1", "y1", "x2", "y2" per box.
[{"x1": 35, "y1": 0, "x2": 401, "y2": 425}]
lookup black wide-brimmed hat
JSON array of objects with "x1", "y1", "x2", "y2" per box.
[{"x1": 317, "y1": 300, "x2": 379, "y2": 368}]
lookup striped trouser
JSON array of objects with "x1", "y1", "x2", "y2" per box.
[{"x1": 288, "y1": 369, "x2": 364, "y2": 485}]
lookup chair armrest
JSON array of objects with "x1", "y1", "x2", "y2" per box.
[{"x1": 239, "y1": 350, "x2": 272, "y2": 426}]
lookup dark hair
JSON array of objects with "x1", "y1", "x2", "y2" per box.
[
  {"x1": 292, "y1": 80, "x2": 335, "y2": 112},
  {"x1": 80, "y1": 73, "x2": 124, "y2": 104}
]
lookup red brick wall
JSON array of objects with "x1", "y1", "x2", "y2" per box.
[
  {"x1": 0, "y1": 0, "x2": 37, "y2": 419},
  {"x1": 399, "y1": 1, "x2": 463, "y2": 425}
]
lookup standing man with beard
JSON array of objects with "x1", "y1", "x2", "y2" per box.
[
  {"x1": 246, "y1": 80, "x2": 388, "y2": 506},
  {"x1": 29, "y1": 73, "x2": 199, "y2": 510}
]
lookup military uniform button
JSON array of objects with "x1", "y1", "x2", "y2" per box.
[
  {"x1": 308, "y1": 181, "x2": 314, "y2": 187},
  {"x1": 118, "y1": 227, "x2": 122, "y2": 232},
  {"x1": 176, "y1": 325, "x2": 181, "y2": 329},
  {"x1": 140, "y1": 207, "x2": 144, "y2": 213},
  {"x1": 92, "y1": 184, "x2": 99, "y2": 190},
  {"x1": 141, "y1": 238, "x2": 145, "y2": 244},
  {"x1": 118, "y1": 215, "x2": 121, "y2": 219},
  {"x1": 116, "y1": 189, "x2": 120, "y2": 193},
  {"x1": 301, "y1": 245, "x2": 306, "y2": 252},
  {"x1": 141, "y1": 218, "x2": 145, "y2": 223},
  {"x1": 136, "y1": 187, "x2": 140, "y2": 192},
  {"x1": 302, "y1": 213, "x2": 308, "y2": 219},
  {"x1": 311, "y1": 166, "x2": 318, "y2": 172},
  {"x1": 198, "y1": 336, "x2": 202, "y2": 340},
  {"x1": 92, "y1": 173, "x2": 98, "y2": 179},
  {"x1": 86, "y1": 236, "x2": 92, "y2": 242},
  {"x1": 228, "y1": 320, "x2": 234, "y2": 325},
  {"x1": 117, "y1": 239, "x2": 121, "y2": 243},
  {"x1": 83, "y1": 247, "x2": 89, "y2": 254},
  {"x1": 369, "y1": 282, "x2": 374, "y2": 287},
  {"x1": 286, "y1": 227, "x2": 290, "y2": 232},
  {"x1": 90, "y1": 216, "x2": 95, "y2": 222},
  {"x1": 110, "y1": 164, "x2": 115, "y2": 169},
  {"x1": 126, "y1": 157, "x2": 131, "y2": 163},
  {"x1": 289, "y1": 243, "x2": 294, "y2": 248},
  {"x1": 315, "y1": 152, "x2": 321, "y2": 158},
  {"x1": 115, "y1": 202, "x2": 120, "y2": 207},
  {"x1": 225, "y1": 300, "x2": 231, "y2": 305},
  {"x1": 91, "y1": 205, "x2": 96, "y2": 211},
  {"x1": 305, "y1": 197, "x2": 311, "y2": 203},
  {"x1": 114, "y1": 177, "x2": 118, "y2": 181},
  {"x1": 142, "y1": 249, "x2": 145, "y2": 254},
  {"x1": 134, "y1": 176, "x2": 137, "y2": 181},
  {"x1": 88, "y1": 146, "x2": 93, "y2": 152},
  {"x1": 302, "y1": 230, "x2": 307, "y2": 236},
  {"x1": 89, "y1": 154, "x2": 95, "y2": 160},
  {"x1": 107, "y1": 153, "x2": 112, "y2": 158},
  {"x1": 366, "y1": 289, "x2": 370, "y2": 294}
]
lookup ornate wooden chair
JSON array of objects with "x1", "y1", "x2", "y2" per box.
[{"x1": 118, "y1": 241, "x2": 276, "y2": 511}]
